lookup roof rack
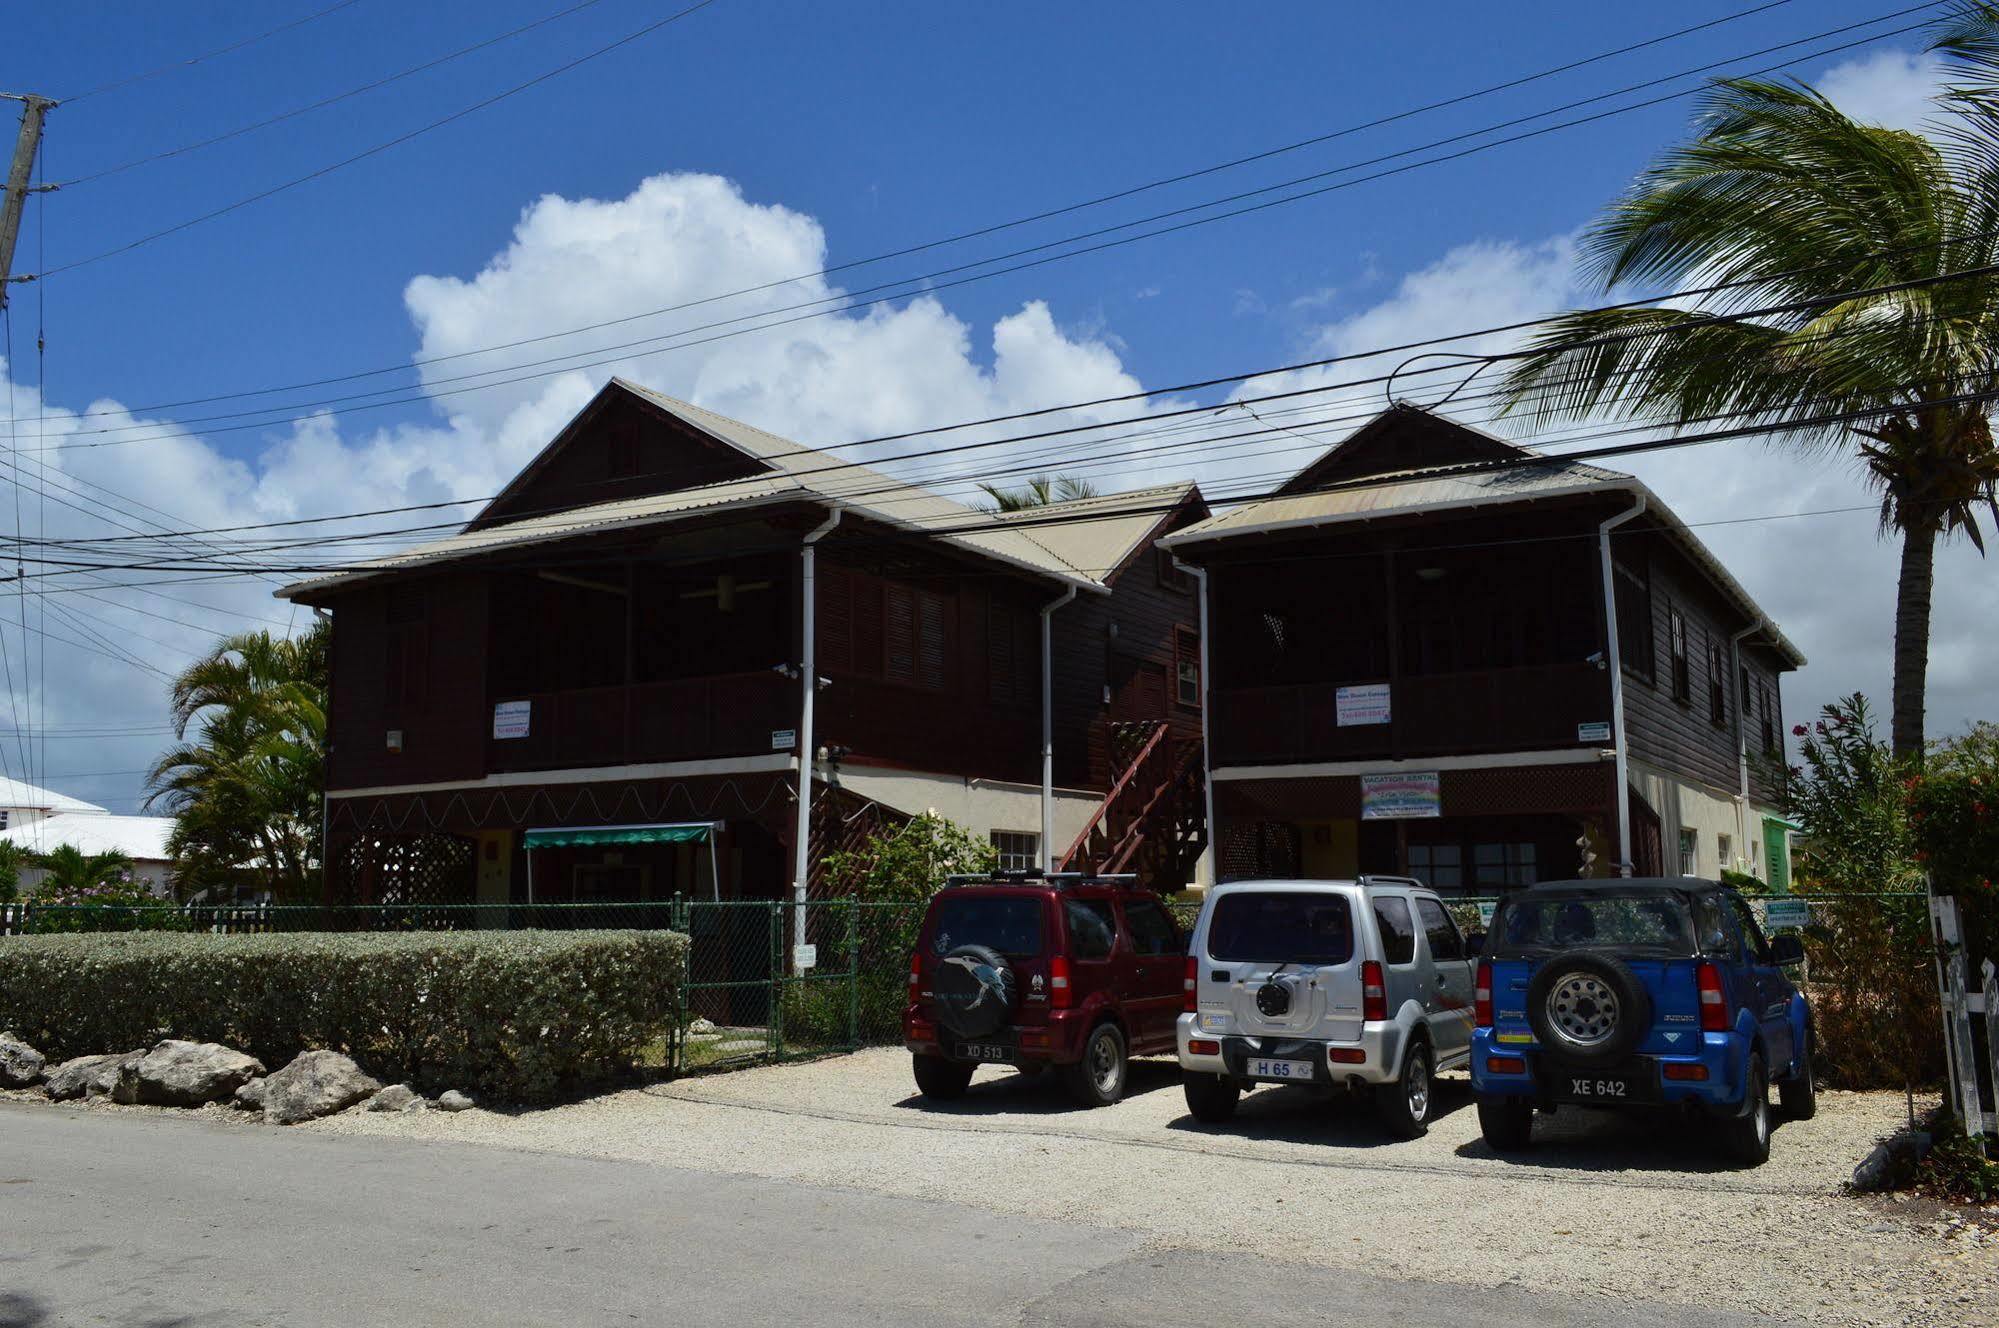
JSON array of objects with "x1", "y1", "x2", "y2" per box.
[{"x1": 942, "y1": 869, "x2": 1140, "y2": 890}]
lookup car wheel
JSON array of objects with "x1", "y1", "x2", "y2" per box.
[
  {"x1": 1477, "y1": 1094, "x2": 1534, "y2": 1152},
  {"x1": 911, "y1": 1053, "x2": 974, "y2": 1101},
  {"x1": 1778, "y1": 1031, "x2": 1818, "y2": 1121},
  {"x1": 1376, "y1": 1040, "x2": 1434, "y2": 1139},
  {"x1": 1063, "y1": 1022, "x2": 1128, "y2": 1107},
  {"x1": 1719, "y1": 1053, "x2": 1772, "y2": 1167},
  {"x1": 1182, "y1": 1071, "x2": 1240, "y2": 1124}
]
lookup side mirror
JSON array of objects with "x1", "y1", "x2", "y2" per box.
[
  {"x1": 1768, "y1": 934, "x2": 1805, "y2": 966},
  {"x1": 1465, "y1": 931, "x2": 1486, "y2": 957}
]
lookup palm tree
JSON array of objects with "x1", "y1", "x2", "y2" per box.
[
  {"x1": 1499, "y1": 16, "x2": 1999, "y2": 760},
  {"x1": 33, "y1": 844, "x2": 136, "y2": 894},
  {"x1": 145, "y1": 622, "x2": 328, "y2": 900},
  {"x1": 977, "y1": 473, "x2": 1099, "y2": 512}
]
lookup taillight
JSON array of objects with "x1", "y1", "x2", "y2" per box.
[
  {"x1": 1050, "y1": 955, "x2": 1072, "y2": 1010},
  {"x1": 908, "y1": 952, "x2": 922, "y2": 995},
  {"x1": 1474, "y1": 960, "x2": 1493, "y2": 1029},
  {"x1": 1361, "y1": 960, "x2": 1386, "y2": 1022},
  {"x1": 1183, "y1": 955, "x2": 1198, "y2": 1013},
  {"x1": 1697, "y1": 962, "x2": 1728, "y2": 1033}
]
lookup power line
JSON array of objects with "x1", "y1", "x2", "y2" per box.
[
  {"x1": 61, "y1": 0, "x2": 367, "y2": 103},
  {"x1": 19, "y1": 1, "x2": 1938, "y2": 430},
  {"x1": 34, "y1": 0, "x2": 727, "y2": 277},
  {"x1": 60, "y1": 0, "x2": 622, "y2": 186}
]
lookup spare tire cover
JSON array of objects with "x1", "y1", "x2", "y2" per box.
[
  {"x1": 931, "y1": 944, "x2": 1017, "y2": 1039},
  {"x1": 1525, "y1": 950, "x2": 1651, "y2": 1065}
]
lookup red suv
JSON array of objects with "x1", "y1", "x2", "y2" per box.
[{"x1": 902, "y1": 871, "x2": 1187, "y2": 1107}]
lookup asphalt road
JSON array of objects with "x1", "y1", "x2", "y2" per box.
[{"x1": 0, "y1": 1102, "x2": 1785, "y2": 1328}]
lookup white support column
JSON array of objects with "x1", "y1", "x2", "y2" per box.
[
  {"x1": 1178, "y1": 558, "x2": 1216, "y2": 888},
  {"x1": 792, "y1": 509, "x2": 842, "y2": 969},
  {"x1": 1598, "y1": 495, "x2": 1647, "y2": 877}
]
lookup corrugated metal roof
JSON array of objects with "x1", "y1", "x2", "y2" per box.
[
  {"x1": 1, "y1": 812, "x2": 175, "y2": 862},
  {"x1": 280, "y1": 381, "x2": 1189, "y2": 601},
  {"x1": 990, "y1": 483, "x2": 1198, "y2": 579},
  {"x1": 0, "y1": 777, "x2": 107, "y2": 815}
]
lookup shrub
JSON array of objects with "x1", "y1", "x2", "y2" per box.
[
  {"x1": 23, "y1": 878, "x2": 187, "y2": 933},
  {"x1": 0, "y1": 928, "x2": 686, "y2": 1104}
]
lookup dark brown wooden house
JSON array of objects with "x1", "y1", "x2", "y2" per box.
[
  {"x1": 281, "y1": 379, "x2": 1210, "y2": 917},
  {"x1": 1158, "y1": 403, "x2": 1805, "y2": 894}
]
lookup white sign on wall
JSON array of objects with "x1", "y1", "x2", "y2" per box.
[
  {"x1": 771, "y1": 728, "x2": 798, "y2": 751},
  {"x1": 492, "y1": 700, "x2": 532, "y2": 740},
  {"x1": 1336, "y1": 682, "x2": 1392, "y2": 727},
  {"x1": 1577, "y1": 721, "x2": 1613, "y2": 744}
]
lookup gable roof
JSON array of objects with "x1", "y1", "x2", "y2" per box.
[
  {"x1": 282, "y1": 380, "x2": 1197, "y2": 602},
  {"x1": 1162, "y1": 404, "x2": 1805, "y2": 668},
  {"x1": 0, "y1": 777, "x2": 107, "y2": 815},
  {"x1": 990, "y1": 482, "x2": 1205, "y2": 583}
]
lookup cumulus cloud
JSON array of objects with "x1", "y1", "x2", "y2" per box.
[{"x1": 1816, "y1": 48, "x2": 1947, "y2": 134}]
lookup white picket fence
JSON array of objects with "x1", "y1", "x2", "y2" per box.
[{"x1": 1930, "y1": 892, "x2": 1999, "y2": 1151}]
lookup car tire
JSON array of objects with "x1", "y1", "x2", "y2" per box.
[
  {"x1": 1063, "y1": 1022, "x2": 1128, "y2": 1107},
  {"x1": 1376, "y1": 1039, "x2": 1434, "y2": 1139},
  {"x1": 1182, "y1": 1071, "x2": 1240, "y2": 1123},
  {"x1": 912, "y1": 1053, "x2": 975, "y2": 1101},
  {"x1": 1477, "y1": 1094, "x2": 1534, "y2": 1152},
  {"x1": 1525, "y1": 951, "x2": 1652, "y2": 1065},
  {"x1": 931, "y1": 944, "x2": 1018, "y2": 1041},
  {"x1": 1779, "y1": 1030, "x2": 1818, "y2": 1122},
  {"x1": 1719, "y1": 1053, "x2": 1773, "y2": 1167}
]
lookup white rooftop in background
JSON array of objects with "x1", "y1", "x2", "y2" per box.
[
  {"x1": 0, "y1": 777, "x2": 108, "y2": 815},
  {"x1": 0, "y1": 812, "x2": 175, "y2": 861}
]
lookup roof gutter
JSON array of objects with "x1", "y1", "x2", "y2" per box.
[
  {"x1": 1599, "y1": 494, "x2": 1647, "y2": 878},
  {"x1": 791, "y1": 506, "x2": 842, "y2": 969}
]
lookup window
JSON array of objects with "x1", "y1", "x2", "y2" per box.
[
  {"x1": 1727, "y1": 893, "x2": 1773, "y2": 963},
  {"x1": 886, "y1": 584, "x2": 952, "y2": 692},
  {"x1": 1472, "y1": 843, "x2": 1537, "y2": 889},
  {"x1": 1063, "y1": 898, "x2": 1118, "y2": 961},
  {"x1": 1667, "y1": 606, "x2": 1689, "y2": 703},
  {"x1": 1613, "y1": 561, "x2": 1654, "y2": 682},
  {"x1": 1155, "y1": 548, "x2": 1190, "y2": 593},
  {"x1": 0, "y1": 809, "x2": 9, "y2": 830},
  {"x1": 1678, "y1": 827, "x2": 1698, "y2": 877},
  {"x1": 986, "y1": 598, "x2": 1032, "y2": 705},
  {"x1": 990, "y1": 831, "x2": 1039, "y2": 873},
  {"x1": 383, "y1": 585, "x2": 429, "y2": 713},
  {"x1": 1407, "y1": 844, "x2": 1462, "y2": 892},
  {"x1": 1708, "y1": 639, "x2": 1729, "y2": 725},
  {"x1": 1174, "y1": 626, "x2": 1201, "y2": 708},
  {"x1": 1759, "y1": 680, "x2": 1777, "y2": 755},
  {"x1": 1717, "y1": 833, "x2": 1733, "y2": 870},
  {"x1": 1415, "y1": 897, "x2": 1465, "y2": 962},
  {"x1": 928, "y1": 895, "x2": 1043, "y2": 958},
  {"x1": 1209, "y1": 891, "x2": 1353, "y2": 965},
  {"x1": 1122, "y1": 898, "x2": 1181, "y2": 957},
  {"x1": 1372, "y1": 895, "x2": 1417, "y2": 966}
]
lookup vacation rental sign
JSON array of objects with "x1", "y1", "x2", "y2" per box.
[
  {"x1": 1336, "y1": 682, "x2": 1391, "y2": 726},
  {"x1": 1360, "y1": 772, "x2": 1441, "y2": 820},
  {"x1": 492, "y1": 700, "x2": 532, "y2": 740}
]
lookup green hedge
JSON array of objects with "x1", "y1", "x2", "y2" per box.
[{"x1": 0, "y1": 929, "x2": 687, "y2": 1104}]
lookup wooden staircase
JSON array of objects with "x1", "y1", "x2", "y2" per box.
[{"x1": 1058, "y1": 720, "x2": 1208, "y2": 891}]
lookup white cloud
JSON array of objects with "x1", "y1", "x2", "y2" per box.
[{"x1": 1816, "y1": 48, "x2": 1947, "y2": 135}]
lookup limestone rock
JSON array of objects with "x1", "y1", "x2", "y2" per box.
[
  {"x1": 261, "y1": 1051, "x2": 382, "y2": 1125},
  {"x1": 233, "y1": 1077, "x2": 268, "y2": 1111},
  {"x1": 44, "y1": 1051, "x2": 144, "y2": 1101},
  {"x1": 365, "y1": 1083, "x2": 425, "y2": 1113},
  {"x1": 436, "y1": 1089, "x2": 475, "y2": 1113},
  {"x1": 130, "y1": 1040, "x2": 265, "y2": 1107},
  {"x1": 0, "y1": 1033, "x2": 45, "y2": 1088}
]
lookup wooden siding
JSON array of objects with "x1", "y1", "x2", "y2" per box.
[{"x1": 325, "y1": 571, "x2": 490, "y2": 791}]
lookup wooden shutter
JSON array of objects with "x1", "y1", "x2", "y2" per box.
[
  {"x1": 820, "y1": 566, "x2": 854, "y2": 674},
  {"x1": 917, "y1": 590, "x2": 949, "y2": 691},
  {"x1": 886, "y1": 584, "x2": 916, "y2": 684},
  {"x1": 987, "y1": 595, "x2": 1016, "y2": 703}
]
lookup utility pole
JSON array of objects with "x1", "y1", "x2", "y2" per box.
[{"x1": 0, "y1": 93, "x2": 56, "y2": 312}]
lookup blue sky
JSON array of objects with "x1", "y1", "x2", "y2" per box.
[{"x1": 0, "y1": 1, "x2": 1983, "y2": 812}]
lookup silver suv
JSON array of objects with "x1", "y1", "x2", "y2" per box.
[{"x1": 1176, "y1": 876, "x2": 1478, "y2": 1137}]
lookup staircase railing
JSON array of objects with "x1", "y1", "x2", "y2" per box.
[{"x1": 1058, "y1": 720, "x2": 1173, "y2": 872}]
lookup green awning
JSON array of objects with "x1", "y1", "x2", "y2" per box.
[{"x1": 523, "y1": 822, "x2": 715, "y2": 849}]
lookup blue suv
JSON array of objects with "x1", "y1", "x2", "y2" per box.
[{"x1": 1470, "y1": 879, "x2": 1815, "y2": 1166}]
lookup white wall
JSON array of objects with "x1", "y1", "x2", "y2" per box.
[
  {"x1": 1627, "y1": 758, "x2": 1778, "y2": 878},
  {"x1": 827, "y1": 767, "x2": 1100, "y2": 860}
]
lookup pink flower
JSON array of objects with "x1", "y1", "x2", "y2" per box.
[{"x1": 1792, "y1": 724, "x2": 1808, "y2": 737}]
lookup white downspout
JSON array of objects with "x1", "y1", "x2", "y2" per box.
[
  {"x1": 1040, "y1": 584, "x2": 1078, "y2": 870},
  {"x1": 1598, "y1": 494, "x2": 1647, "y2": 877},
  {"x1": 1177, "y1": 558, "x2": 1216, "y2": 889},
  {"x1": 1729, "y1": 620, "x2": 1763, "y2": 875},
  {"x1": 791, "y1": 508, "x2": 842, "y2": 969}
]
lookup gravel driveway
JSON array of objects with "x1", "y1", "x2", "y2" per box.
[{"x1": 309, "y1": 1050, "x2": 1999, "y2": 1327}]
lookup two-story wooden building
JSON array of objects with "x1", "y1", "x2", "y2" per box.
[
  {"x1": 281, "y1": 378, "x2": 1209, "y2": 913},
  {"x1": 1159, "y1": 403, "x2": 1805, "y2": 893}
]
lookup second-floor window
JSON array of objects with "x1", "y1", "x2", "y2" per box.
[
  {"x1": 886, "y1": 584, "x2": 950, "y2": 691},
  {"x1": 1175, "y1": 626, "x2": 1201, "y2": 708},
  {"x1": 1759, "y1": 679, "x2": 1777, "y2": 755},
  {"x1": 822, "y1": 567, "x2": 957, "y2": 693},
  {"x1": 1667, "y1": 606, "x2": 1690, "y2": 703},
  {"x1": 1708, "y1": 640, "x2": 1728, "y2": 726},
  {"x1": 384, "y1": 586, "x2": 429, "y2": 713},
  {"x1": 1613, "y1": 561, "x2": 1654, "y2": 683}
]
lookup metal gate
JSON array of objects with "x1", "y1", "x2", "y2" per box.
[{"x1": 668, "y1": 898, "x2": 867, "y2": 1072}]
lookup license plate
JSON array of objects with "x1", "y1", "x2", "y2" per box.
[
  {"x1": 958, "y1": 1043, "x2": 1013, "y2": 1063},
  {"x1": 1563, "y1": 1074, "x2": 1633, "y2": 1100},
  {"x1": 1246, "y1": 1057, "x2": 1314, "y2": 1081}
]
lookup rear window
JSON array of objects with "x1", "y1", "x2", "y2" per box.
[
  {"x1": 1207, "y1": 891, "x2": 1354, "y2": 965},
  {"x1": 1488, "y1": 891, "x2": 1695, "y2": 957},
  {"x1": 928, "y1": 895, "x2": 1044, "y2": 958}
]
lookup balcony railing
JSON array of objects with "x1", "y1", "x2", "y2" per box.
[
  {"x1": 1212, "y1": 662, "x2": 1609, "y2": 767},
  {"x1": 487, "y1": 671, "x2": 796, "y2": 772}
]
